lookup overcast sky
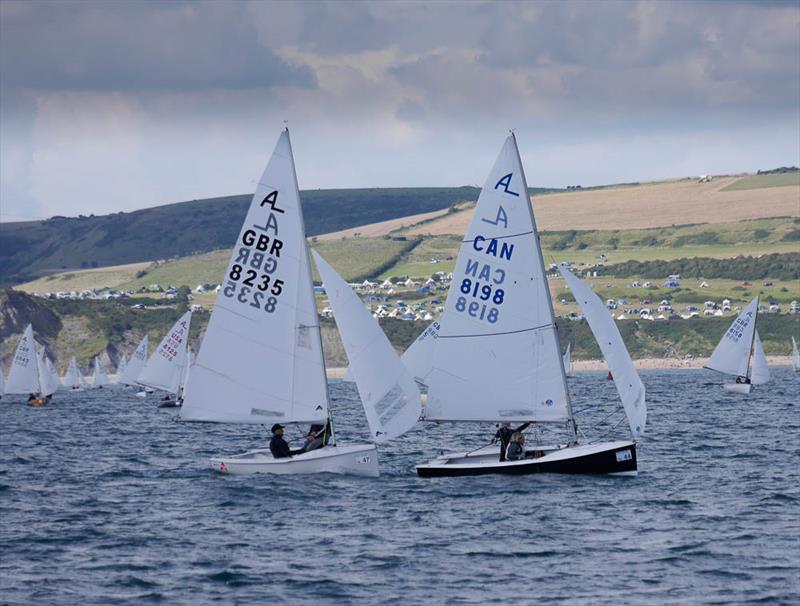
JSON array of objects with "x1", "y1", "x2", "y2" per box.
[{"x1": 1, "y1": 0, "x2": 798, "y2": 221}]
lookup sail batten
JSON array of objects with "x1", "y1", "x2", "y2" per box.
[{"x1": 181, "y1": 130, "x2": 329, "y2": 425}]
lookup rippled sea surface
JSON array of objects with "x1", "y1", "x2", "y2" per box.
[{"x1": 2, "y1": 369, "x2": 799, "y2": 605}]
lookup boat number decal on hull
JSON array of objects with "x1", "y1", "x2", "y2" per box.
[
  {"x1": 615, "y1": 449, "x2": 632, "y2": 462},
  {"x1": 355, "y1": 455, "x2": 371, "y2": 465}
]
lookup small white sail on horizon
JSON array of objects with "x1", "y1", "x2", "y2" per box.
[
  {"x1": 63, "y1": 357, "x2": 82, "y2": 389},
  {"x1": 791, "y1": 336, "x2": 800, "y2": 373},
  {"x1": 119, "y1": 335, "x2": 149, "y2": 386},
  {"x1": 750, "y1": 331, "x2": 770, "y2": 386},
  {"x1": 5, "y1": 325, "x2": 41, "y2": 395},
  {"x1": 116, "y1": 355, "x2": 128, "y2": 384},
  {"x1": 313, "y1": 251, "x2": 421, "y2": 443},
  {"x1": 37, "y1": 348, "x2": 60, "y2": 397},
  {"x1": 559, "y1": 267, "x2": 646, "y2": 438},
  {"x1": 705, "y1": 297, "x2": 760, "y2": 381},
  {"x1": 0, "y1": 366, "x2": 5, "y2": 398},
  {"x1": 138, "y1": 311, "x2": 192, "y2": 395},
  {"x1": 562, "y1": 341, "x2": 575, "y2": 378},
  {"x1": 92, "y1": 357, "x2": 109, "y2": 387}
]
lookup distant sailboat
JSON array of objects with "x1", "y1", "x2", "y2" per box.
[
  {"x1": 705, "y1": 297, "x2": 768, "y2": 394},
  {"x1": 5, "y1": 325, "x2": 56, "y2": 406},
  {"x1": 137, "y1": 311, "x2": 192, "y2": 405},
  {"x1": 116, "y1": 355, "x2": 128, "y2": 384},
  {"x1": 792, "y1": 337, "x2": 800, "y2": 373},
  {"x1": 0, "y1": 366, "x2": 5, "y2": 400},
  {"x1": 119, "y1": 335, "x2": 148, "y2": 388},
  {"x1": 562, "y1": 341, "x2": 575, "y2": 377},
  {"x1": 415, "y1": 135, "x2": 644, "y2": 477},
  {"x1": 63, "y1": 357, "x2": 83, "y2": 390},
  {"x1": 92, "y1": 357, "x2": 109, "y2": 389},
  {"x1": 181, "y1": 129, "x2": 381, "y2": 477}
]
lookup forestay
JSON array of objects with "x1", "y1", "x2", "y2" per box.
[
  {"x1": 705, "y1": 297, "x2": 759, "y2": 378},
  {"x1": 181, "y1": 130, "x2": 329, "y2": 424},
  {"x1": 314, "y1": 251, "x2": 421, "y2": 442},
  {"x1": 559, "y1": 267, "x2": 647, "y2": 438},
  {"x1": 750, "y1": 331, "x2": 770, "y2": 385},
  {"x1": 425, "y1": 135, "x2": 569, "y2": 423},
  {"x1": 5, "y1": 325, "x2": 40, "y2": 395},
  {"x1": 138, "y1": 311, "x2": 192, "y2": 394},
  {"x1": 119, "y1": 335, "x2": 148, "y2": 386}
]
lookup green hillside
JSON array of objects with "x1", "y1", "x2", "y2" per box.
[{"x1": 0, "y1": 187, "x2": 482, "y2": 286}]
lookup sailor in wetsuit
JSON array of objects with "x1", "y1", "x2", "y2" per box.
[
  {"x1": 494, "y1": 422, "x2": 532, "y2": 462},
  {"x1": 269, "y1": 424, "x2": 305, "y2": 459}
]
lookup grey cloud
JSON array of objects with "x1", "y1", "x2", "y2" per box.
[{"x1": 0, "y1": 0, "x2": 315, "y2": 92}]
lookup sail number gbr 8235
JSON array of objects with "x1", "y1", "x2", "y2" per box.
[{"x1": 223, "y1": 190, "x2": 287, "y2": 313}]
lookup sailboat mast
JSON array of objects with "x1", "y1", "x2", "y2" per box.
[
  {"x1": 510, "y1": 133, "x2": 577, "y2": 440},
  {"x1": 284, "y1": 127, "x2": 337, "y2": 445},
  {"x1": 746, "y1": 296, "x2": 759, "y2": 380}
]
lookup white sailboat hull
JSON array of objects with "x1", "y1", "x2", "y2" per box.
[
  {"x1": 724, "y1": 383, "x2": 752, "y2": 394},
  {"x1": 210, "y1": 444, "x2": 379, "y2": 477},
  {"x1": 416, "y1": 440, "x2": 638, "y2": 477}
]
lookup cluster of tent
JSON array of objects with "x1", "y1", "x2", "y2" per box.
[{"x1": 1, "y1": 311, "x2": 193, "y2": 406}]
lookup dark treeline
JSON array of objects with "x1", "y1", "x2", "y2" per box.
[{"x1": 596, "y1": 252, "x2": 800, "y2": 281}]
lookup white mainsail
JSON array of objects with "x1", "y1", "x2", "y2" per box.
[
  {"x1": 559, "y1": 267, "x2": 647, "y2": 438},
  {"x1": 313, "y1": 251, "x2": 421, "y2": 442},
  {"x1": 562, "y1": 341, "x2": 574, "y2": 377},
  {"x1": 5, "y1": 325, "x2": 40, "y2": 395},
  {"x1": 181, "y1": 130, "x2": 329, "y2": 424},
  {"x1": 705, "y1": 297, "x2": 759, "y2": 378},
  {"x1": 92, "y1": 357, "x2": 109, "y2": 387},
  {"x1": 750, "y1": 331, "x2": 770, "y2": 385},
  {"x1": 119, "y1": 335, "x2": 148, "y2": 386},
  {"x1": 37, "y1": 348, "x2": 60, "y2": 397},
  {"x1": 63, "y1": 357, "x2": 82, "y2": 389},
  {"x1": 792, "y1": 337, "x2": 800, "y2": 372},
  {"x1": 425, "y1": 134, "x2": 570, "y2": 423},
  {"x1": 138, "y1": 311, "x2": 192, "y2": 395}
]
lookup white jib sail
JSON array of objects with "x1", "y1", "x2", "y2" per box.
[
  {"x1": 705, "y1": 296, "x2": 759, "y2": 378},
  {"x1": 400, "y1": 319, "x2": 441, "y2": 389},
  {"x1": 119, "y1": 335, "x2": 148, "y2": 386},
  {"x1": 791, "y1": 337, "x2": 800, "y2": 371},
  {"x1": 138, "y1": 310, "x2": 192, "y2": 394},
  {"x1": 425, "y1": 134, "x2": 569, "y2": 423},
  {"x1": 179, "y1": 350, "x2": 193, "y2": 397},
  {"x1": 181, "y1": 129, "x2": 329, "y2": 424},
  {"x1": 0, "y1": 367, "x2": 4, "y2": 397},
  {"x1": 559, "y1": 267, "x2": 647, "y2": 438},
  {"x1": 562, "y1": 341, "x2": 574, "y2": 377},
  {"x1": 37, "y1": 348, "x2": 59, "y2": 397},
  {"x1": 92, "y1": 357, "x2": 109, "y2": 387},
  {"x1": 5, "y1": 325, "x2": 40, "y2": 395},
  {"x1": 313, "y1": 251, "x2": 421, "y2": 442},
  {"x1": 63, "y1": 357, "x2": 81, "y2": 388},
  {"x1": 750, "y1": 331, "x2": 770, "y2": 385}
]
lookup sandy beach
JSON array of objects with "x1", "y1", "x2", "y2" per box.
[{"x1": 325, "y1": 356, "x2": 795, "y2": 378}]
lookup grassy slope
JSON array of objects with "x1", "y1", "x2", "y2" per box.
[
  {"x1": 722, "y1": 173, "x2": 800, "y2": 191},
  {"x1": 0, "y1": 187, "x2": 480, "y2": 286}
]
